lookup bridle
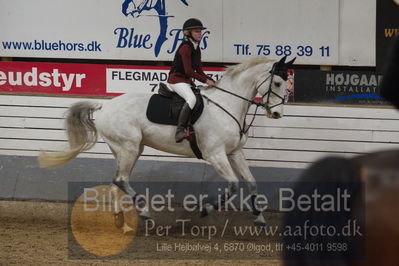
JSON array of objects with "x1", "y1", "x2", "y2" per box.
[
  {"x1": 201, "y1": 62, "x2": 286, "y2": 138},
  {"x1": 262, "y1": 63, "x2": 286, "y2": 112}
]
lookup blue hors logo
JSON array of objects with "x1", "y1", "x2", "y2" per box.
[{"x1": 116, "y1": 0, "x2": 209, "y2": 57}]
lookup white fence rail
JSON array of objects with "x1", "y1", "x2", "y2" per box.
[{"x1": 1, "y1": 95, "x2": 398, "y2": 169}]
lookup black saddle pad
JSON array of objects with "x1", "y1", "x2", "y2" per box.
[{"x1": 146, "y1": 92, "x2": 204, "y2": 126}]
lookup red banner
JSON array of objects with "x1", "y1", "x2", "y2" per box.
[{"x1": 0, "y1": 61, "x2": 225, "y2": 97}]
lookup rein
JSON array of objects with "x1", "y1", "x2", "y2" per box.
[
  {"x1": 202, "y1": 63, "x2": 285, "y2": 138},
  {"x1": 211, "y1": 85, "x2": 264, "y2": 108}
]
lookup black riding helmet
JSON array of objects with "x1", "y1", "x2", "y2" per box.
[{"x1": 182, "y1": 18, "x2": 206, "y2": 31}]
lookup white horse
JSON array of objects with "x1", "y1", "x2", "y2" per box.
[{"x1": 38, "y1": 56, "x2": 295, "y2": 228}]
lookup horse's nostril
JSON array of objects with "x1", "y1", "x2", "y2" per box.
[{"x1": 272, "y1": 112, "x2": 280, "y2": 119}]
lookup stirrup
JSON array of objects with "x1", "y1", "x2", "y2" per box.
[{"x1": 175, "y1": 127, "x2": 187, "y2": 143}]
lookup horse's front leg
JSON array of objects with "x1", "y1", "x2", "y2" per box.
[
  {"x1": 201, "y1": 152, "x2": 240, "y2": 216},
  {"x1": 228, "y1": 149, "x2": 266, "y2": 226}
]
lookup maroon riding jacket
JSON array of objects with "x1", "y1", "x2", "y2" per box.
[{"x1": 168, "y1": 40, "x2": 212, "y2": 86}]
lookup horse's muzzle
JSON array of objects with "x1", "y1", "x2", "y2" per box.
[
  {"x1": 266, "y1": 110, "x2": 282, "y2": 119},
  {"x1": 272, "y1": 112, "x2": 281, "y2": 119}
]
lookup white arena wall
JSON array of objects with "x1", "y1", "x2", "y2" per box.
[{"x1": 1, "y1": 95, "x2": 398, "y2": 170}]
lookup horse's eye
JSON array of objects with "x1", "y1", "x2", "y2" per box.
[{"x1": 274, "y1": 82, "x2": 281, "y2": 87}]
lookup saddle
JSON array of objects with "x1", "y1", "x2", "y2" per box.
[{"x1": 146, "y1": 82, "x2": 204, "y2": 159}]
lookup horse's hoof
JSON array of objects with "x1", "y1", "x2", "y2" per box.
[
  {"x1": 114, "y1": 212, "x2": 124, "y2": 228},
  {"x1": 251, "y1": 195, "x2": 261, "y2": 216},
  {"x1": 139, "y1": 215, "x2": 151, "y2": 222},
  {"x1": 200, "y1": 203, "x2": 214, "y2": 217},
  {"x1": 254, "y1": 214, "x2": 266, "y2": 227},
  {"x1": 254, "y1": 221, "x2": 266, "y2": 227},
  {"x1": 122, "y1": 223, "x2": 135, "y2": 234},
  {"x1": 138, "y1": 207, "x2": 151, "y2": 221},
  {"x1": 200, "y1": 208, "x2": 208, "y2": 218}
]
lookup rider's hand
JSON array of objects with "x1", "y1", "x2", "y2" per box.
[{"x1": 206, "y1": 79, "x2": 216, "y2": 87}]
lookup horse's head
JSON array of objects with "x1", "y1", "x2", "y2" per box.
[{"x1": 257, "y1": 56, "x2": 295, "y2": 119}]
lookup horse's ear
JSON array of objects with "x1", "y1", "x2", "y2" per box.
[
  {"x1": 278, "y1": 55, "x2": 287, "y2": 64},
  {"x1": 286, "y1": 57, "x2": 296, "y2": 67}
]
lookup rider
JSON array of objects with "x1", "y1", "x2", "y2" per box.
[{"x1": 167, "y1": 18, "x2": 216, "y2": 143}]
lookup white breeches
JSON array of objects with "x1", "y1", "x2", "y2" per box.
[{"x1": 168, "y1": 83, "x2": 196, "y2": 109}]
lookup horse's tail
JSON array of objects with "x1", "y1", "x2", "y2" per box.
[{"x1": 38, "y1": 101, "x2": 103, "y2": 168}]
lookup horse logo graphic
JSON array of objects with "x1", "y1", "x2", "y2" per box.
[{"x1": 121, "y1": 0, "x2": 189, "y2": 57}]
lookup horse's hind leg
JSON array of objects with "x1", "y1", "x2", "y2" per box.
[
  {"x1": 106, "y1": 145, "x2": 125, "y2": 228},
  {"x1": 110, "y1": 164, "x2": 124, "y2": 229},
  {"x1": 228, "y1": 149, "x2": 266, "y2": 226},
  {"x1": 109, "y1": 142, "x2": 148, "y2": 230}
]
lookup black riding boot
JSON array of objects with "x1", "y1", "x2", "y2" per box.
[{"x1": 175, "y1": 103, "x2": 192, "y2": 143}]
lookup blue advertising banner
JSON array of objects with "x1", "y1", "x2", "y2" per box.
[{"x1": 294, "y1": 70, "x2": 388, "y2": 106}]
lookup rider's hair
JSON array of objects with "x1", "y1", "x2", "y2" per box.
[{"x1": 183, "y1": 30, "x2": 191, "y2": 39}]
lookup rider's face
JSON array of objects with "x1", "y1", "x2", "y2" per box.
[{"x1": 191, "y1": 29, "x2": 203, "y2": 42}]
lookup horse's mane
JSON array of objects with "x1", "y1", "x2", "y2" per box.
[{"x1": 224, "y1": 57, "x2": 274, "y2": 78}]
